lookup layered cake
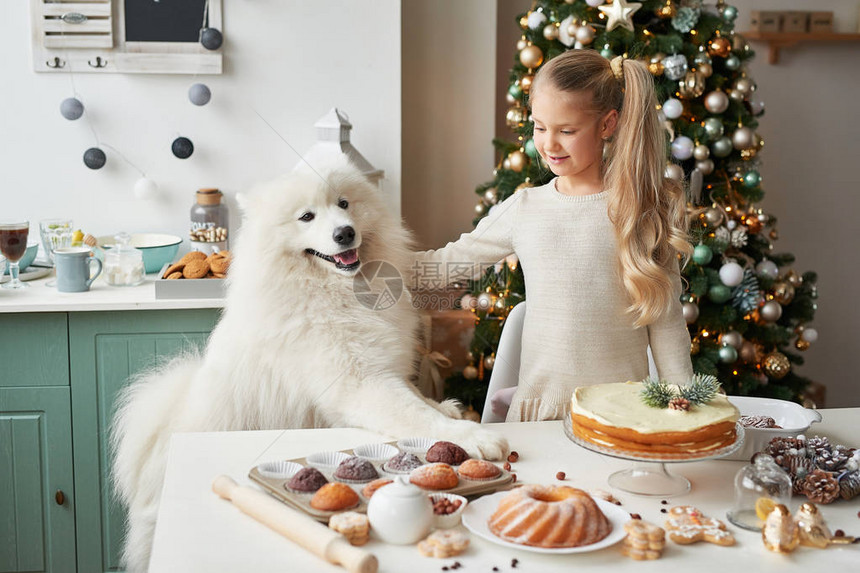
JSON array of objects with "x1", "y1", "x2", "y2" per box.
[
  {"x1": 487, "y1": 485, "x2": 611, "y2": 548},
  {"x1": 570, "y1": 381, "x2": 739, "y2": 455}
]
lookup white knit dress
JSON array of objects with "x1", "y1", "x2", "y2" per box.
[{"x1": 411, "y1": 178, "x2": 693, "y2": 422}]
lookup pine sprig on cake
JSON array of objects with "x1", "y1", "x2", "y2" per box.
[
  {"x1": 640, "y1": 377, "x2": 674, "y2": 408},
  {"x1": 678, "y1": 374, "x2": 721, "y2": 406},
  {"x1": 639, "y1": 374, "x2": 723, "y2": 410}
]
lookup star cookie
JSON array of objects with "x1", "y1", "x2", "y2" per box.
[{"x1": 665, "y1": 506, "x2": 735, "y2": 546}]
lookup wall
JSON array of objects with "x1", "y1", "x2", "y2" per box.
[
  {"x1": 402, "y1": 0, "x2": 860, "y2": 407},
  {"x1": 1, "y1": 0, "x2": 401, "y2": 246}
]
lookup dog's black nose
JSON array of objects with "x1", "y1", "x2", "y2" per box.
[{"x1": 333, "y1": 225, "x2": 355, "y2": 246}]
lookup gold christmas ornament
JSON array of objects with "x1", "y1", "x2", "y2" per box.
[
  {"x1": 742, "y1": 214, "x2": 763, "y2": 234},
  {"x1": 519, "y1": 44, "x2": 544, "y2": 69},
  {"x1": 648, "y1": 61, "x2": 664, "y2": 76},
  {"x1": 708, "y1": 35, "x2": 732, "y2": 57},
  {"x1": 508, "y1": 150, "x2": 527, "y2": 173},
  {"x1": 483, "y1": 354, "x2": 495, "y2": 370},
  {"x1": 543, "y1": 24, "x2": 559, "y2": 41},
  {"x1": 502, "y1": 157, "x2": 511, "y2": 170},
  {"x1": 656, "y1": 0, "x2": 676, "y2": 19},
  {"x1": 678, "y1": 70, "x2": 706, "y2": 99},
  {"x1": 519, "y1": 15, "x2": 530, "y2": 30},
  {"x1": 739, "y1": 341, "x2": 758, "y2": 363},
  {"x1": 769, "y1": 228, "x2": 779, "y2": 240},
  {"x1": 763, "y1": 352, "x2": 791, "y2": 379},
  {"x1": 520, "y1": 73, "x2": 535, "y2": 94},
  {"x1": 516, "y1": 37, "x2": 528, "y2": 51},
  {"x1": 691, "y1": 338, "x2": 700, "y2": 355},
  {"x1": 696, "y1": 62, "x2": 713, "y2": 78},
  {"x1": 794, "y1": 503, "x2": 831, "y2": 549},
  {"x1": 762, "y1": 504, "x2": 799, "y2": 553},
  {"x1": 772, "y1": 281, "x2": 795, "y2": 305},
  {"x1": 784, "y1": 269, "x2": 803, "y2": 287},
  {"x1": 650, "y1": 52, "x2": 666, "y2": 63},
  {"x1": 795, "y1": 339, "x2": 811, "y2": 351},
  {"x1": 463, "y1": 364, "x2": 479, "y2": 380},
  {"x1": 505, "y1": 106, "x2": 526, "y2": 129}
]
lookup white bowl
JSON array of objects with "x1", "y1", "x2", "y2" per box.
[
  {"x1": 724, "y1": 395, "x2": 822, "y2": 461},
  {"x1": 428, "y1": 492, "x2": 468, "y2": 529}
]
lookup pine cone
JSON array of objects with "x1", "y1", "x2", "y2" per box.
[
  {"x1": 806, "y1": 435, "x2": 832, "y2": 455},
  {"x1": 802, "y1": 469, "x2": 840, "y2": 504},
  {"x1": 815, "y1": 447, "x2": 850, "y2": 472},
  {"x1": 668, "y1": 397, "x2": 690, "y2": 411},
  {"x1": 838, "y1": 470, "x2": 860, "y2": 501}
]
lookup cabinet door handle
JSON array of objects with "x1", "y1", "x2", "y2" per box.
[{"x1": 55, "y1": 490, "x2": 65, "y2": 505}]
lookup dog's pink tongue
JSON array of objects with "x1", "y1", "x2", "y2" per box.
[{"x1": 334, "y1": 249, "x2": 358, "y2": 265}]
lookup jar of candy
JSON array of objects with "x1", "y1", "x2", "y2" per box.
[
  {"x1": 189, "y1": 188, "x2": 228, "y2": 254},
  {"x1": 103, "y1": 232, "x2": 145, "y2": 286}
]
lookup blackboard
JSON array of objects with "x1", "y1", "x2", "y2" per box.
[{"x1": 124, "y1": 0, "x2": 209, "y2": 43}]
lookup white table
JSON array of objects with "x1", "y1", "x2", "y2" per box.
[{"x1": 151, "y1": 410, "x2": 860, "y2": 571}]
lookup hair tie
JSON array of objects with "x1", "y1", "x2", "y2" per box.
[{"x1": 610, "y1": 56, "x2": 625, "y2": 81}]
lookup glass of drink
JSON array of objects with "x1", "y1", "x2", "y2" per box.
[
  {"x1": 39, "y1": 219, "x2": 74, "y2": 287},
  {"x1": 0, "y1": 220, "x2": 30, "y2": 290}
]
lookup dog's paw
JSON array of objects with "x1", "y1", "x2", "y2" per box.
[
  {"x1": 435, "y1": 420, "x2": 509, "y2": 461},
  {"x1": 437, "y1": 399, "x2": 463, "y2": 419}
]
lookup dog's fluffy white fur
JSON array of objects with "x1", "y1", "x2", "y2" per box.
[{"x1": 111, "y1": 161, "x2": 508, "y2": 572}]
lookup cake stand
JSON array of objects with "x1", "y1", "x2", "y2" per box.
[{"x1": 563, "y1": 418, "x2": 745, "y2": 497}]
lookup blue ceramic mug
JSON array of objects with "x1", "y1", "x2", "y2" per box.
[{"x1": 54, "y1": 247, "x2": 102, "y2": 292}]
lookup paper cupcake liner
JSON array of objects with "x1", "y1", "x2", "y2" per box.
[
  {"x1": 457, "y1": 463, "x2": 502, "y2": 482},
  {"x1": 352, "y1": 442, "x2": 399, "y2": 462},
  {"x1": 333, "y1": 474, "x2": 379, "y2": 485},
  {"x1": 429, "y1": 492, "x2": 468, "y2": 529},
  {"x1": 257, "y1": 460, "x2": 304, "y2": 480},
  {"x1": 382, "y1": 461, "x2": 423, "y2": 475},
  {"x1": 396, "y1": 437, "x2": 437, "y2": 455},
  {"x1": 306, "y1": 450, "x2": 351, "y2": 470}
]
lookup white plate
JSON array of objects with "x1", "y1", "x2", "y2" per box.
[
  {"x1": 461, "y1": 491, "x2": 629, "y2": 554},
  {"x1": 724, "y1": 395, "x2": 821, "y2": 461}
]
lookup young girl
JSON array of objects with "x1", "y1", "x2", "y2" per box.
[{"x1": 412, "y1": 50, "x2": 694, "y2": 422}]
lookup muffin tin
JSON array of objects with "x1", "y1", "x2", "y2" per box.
[{"x1": 248, "y1": 438, "x2": 514, "y2": 522}]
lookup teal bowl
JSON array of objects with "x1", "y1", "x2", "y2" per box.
[
  {"x1": 3, "y1": 243, "x2": 38, "y2": 274},
  {"x1": 97, "y1": 234, "x2": 183, "y2": 274}
]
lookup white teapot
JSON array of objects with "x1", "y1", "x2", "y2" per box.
[{"x1": 366, "y1": 475, "x2": 433, "y2": 544}]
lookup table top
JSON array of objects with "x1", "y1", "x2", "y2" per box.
[
  {"x1": 0, "y1": 272, "x2": 224, "y2": 313},
  {"x1": 151, "y1": 409, "x2": 860, "y2": 572}
]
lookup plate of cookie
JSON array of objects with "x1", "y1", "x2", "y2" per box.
[
  {"x1": 154, "y1": 251, "x2": 232, "y2": 299},
  {"x1": 461, "y1": 491, "x2": 630, "y2": 554}
]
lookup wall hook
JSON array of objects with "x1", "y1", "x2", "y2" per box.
[
  {"x1": 88, "y1": 56, "x2": 108, "y2": 68},
  {"x1": 46, "y1": 57, "x2": 65, "y2": 69}
]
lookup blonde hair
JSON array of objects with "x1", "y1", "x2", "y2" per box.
[{"x1": 530, "y1": 50, "x2": 691, "y2": 328}]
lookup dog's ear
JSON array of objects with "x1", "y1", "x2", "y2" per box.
[{"x1": 235, "y1": 191, "x2": 249, "y2": 213}]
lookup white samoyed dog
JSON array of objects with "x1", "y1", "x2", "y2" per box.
[{"x1": 111, "y1": 160, "x2": 508, "y2": 572}]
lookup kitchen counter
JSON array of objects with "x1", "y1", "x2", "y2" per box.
[
  {"x1": 150, "y1": 409, "x2": 860, "y2": 572},
  {"x1": 0, "y1": 273, "x2": 224, "y2": 312}
]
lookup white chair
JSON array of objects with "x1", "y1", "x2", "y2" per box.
[{"x1": 480, "y1": 301, "x2": 659, "y2": 423}]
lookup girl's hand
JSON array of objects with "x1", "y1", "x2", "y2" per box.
[{"x1": 490, "y1": 386, "x2": 518, "y2": 419}]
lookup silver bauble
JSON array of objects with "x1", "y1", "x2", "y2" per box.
[
  {"x1": 704, "y1": 207, "x2": 722, "y2": 226},
  {"x1": 697, "y1": 62, "x2": 713, "y2": 78},
  {"x1": 720, "y1": 331, "x2": 744, "y2": 350},
  {"x1": 729, "y1": 89, "x2": 746, "y2": 103},
  {"x1": 662, "y1": 98, "x2": 684, "y2": 119},
  {"x1": 664, "y1": 163, "x2": 684, "y2": 181},
  {"x1": 682, "y1": 302, "x2": 700, "y2": 324},
  {"x1": 696, "y1": 159, "x2": 715, "y2": 175},
  {"x1": 719, "y1": 344, "x2": 739, "y2": 363},
  {"x1": 756, "y1": 259, "x2": 779, "y2": 279},
  {"x1": 735, "y1": 78, "x2": 754, "y2": 95},
  {"x1": 703, "y1": 117, "x2": 724, "y2": 139},
  {"x1": 483, "y1": 189, "x2": 498, "y2": 204},
  {"x1": 483, "y1": 355, "x2": 495, "y2": 370},
  {"x1": 663, "y1": 54, "x2": 688, "y2": 81},
  {"x1": 476, "y1": 292, "x2": 494, "y2": 310},
  {"x1": 761, "y1": 300, "x2": 783, "y2": 322},
  {"x1": 725, "y1": 55, "x2": 741, "y2": 70},
  {"x1": 704, "y1": 91, "x2": 730, "y2": 114},
  {"x1": 671, "y1": 135, "x2": 695, "y2": 160},
  {"x1": 800, "y1": 327, "x2": 818, "y2": 343},
  {"x1": 732, "y1": 126, "x2": 755, "y2": 150},
  {"x1": 711, "y1": 136, "x2": 733, "y2": 158},
  {"x1": 693, "y1": 144, "x2": 710, "y2": 160}
]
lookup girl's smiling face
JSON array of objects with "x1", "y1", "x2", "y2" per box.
[{"x1": 530, "y1": 86, "x2": 617, "y2": 184}]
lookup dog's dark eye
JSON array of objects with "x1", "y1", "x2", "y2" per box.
[
  {"x1": 337, "y1": 199, "x2": 349, "y2": 209},
  {"x1": 299, "y1": 212, "x2": 315, "y2": 222}
]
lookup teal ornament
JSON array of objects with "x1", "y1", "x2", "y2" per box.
[
  {"x1": 722, "y1": 5, "x2": 738, "y2": 22},
  {"x1": 671, "y1": 6, "x2": 701, "y2": 33},
  {"x1": 719, "y1": 344, "x2": 738, "y2": 363},
  {"x1": 725, "y1": 55, "x2": 741, "y2": 70},
  {"x1": 524, "y1": 139, "x2": 538, "y2": 158},
  {"x1": 693, "y1": 244, "x2": 713, "y2": 265},
  {"x1": 711, "y1": 136, "x2": 733, "y2": 158},
  {"x1": 600, "y1": 46, "x2": 614, "y2": 59},
  {"x1": 709, "y1": 284, "x2": 732, "y2": 303},
  {"x1": 508, "y1": 84, "x2": 522, "y2": 100},
  {"x1": 743, "y1": 170, "x2": 761, "y2": 188},
  {"x1": 703, "y1": 117, "x2": 724, "y2": 139}
]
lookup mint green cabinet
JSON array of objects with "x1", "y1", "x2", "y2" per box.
[
  {"x1": 0, "y1": 308, "x2": 220, "y2": 573},
  {"x1": 0, "y1": 386, "x2": 75, "y2": 573}
]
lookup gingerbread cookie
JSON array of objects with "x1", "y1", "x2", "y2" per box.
[
  {"x1": 163, "y1": 262, "x2": 185, "y2": 278},
  {"x1": 182, "y1": 259, "x2": 210, "y2": 279},
  {"x1": 207, "y1": 250, "x2": 231, "y2": 274},
  {"x1": 328, "y1": 511, "x2": 370, "y2": 546},
  {"x1": 179, "y1": 251, "x2": 208, "y2": 265},
  {"x1": 621, "y1": 519, "x2": 665, "y2": 560},
  {"x1": 417, "y1": 529, "x2": 469, "y2": 558},
  {"x1": 665, "y1": 506, "x2": 735, "y2": 546},
  {"x1": 166, "y1": 271, "x2": 183, "y2": 280}
]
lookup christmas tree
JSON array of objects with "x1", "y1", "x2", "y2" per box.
[{"x1": 446, "y1": 0, "x2": 819, "y2": 409}]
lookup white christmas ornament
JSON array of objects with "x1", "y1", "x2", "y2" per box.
[
  {"x1": 719, "y1": 262, "x2": 745, "y2": 287},
  {"x1": 134, "y1": 177, "x2": 158, "y2": 200},
  {"x1": 662, "y1": 98, "x2": 683, "y2": 119},
  {"x1": 598, "y1": 0, "x2": 642, "y2": 32},
  {"x1": 558, "y1": 15, "x2": 577, "y2": 47},
  {"x1": 800, "y1": 328, "x2": 818, "y2": 343},
  {"x1": 586, "y1": 0, "x2": 605, "y2": 7},
  {"x1": 575, "y1": 25, "x2": 595, "y2": 45},
  {"x1": 671, "y1": 136, "x2": 694, "y2": 160},
  {"x1": 527, "y1": 11, "x2": 547, "y2": 30}
]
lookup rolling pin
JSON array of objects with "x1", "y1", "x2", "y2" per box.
[{"x1": 212, "y1": 475, "x2": 378, "y2": 573}]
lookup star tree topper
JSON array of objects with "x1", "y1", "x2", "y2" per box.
[{"x1": 598, "y1": 0, "x2": 643, "y2": 32}]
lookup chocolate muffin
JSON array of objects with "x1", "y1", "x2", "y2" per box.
[
  {"x1": 383, "y1": 451, "x2": 424, "y2": 473},
  {"x1": 286, "y1": 467, "x2": 328, "y2": 492},
  {"x1": 333, "y1": 456, "x2": 379, "y2": 482},
  {"x1": 425, "y1": 441, "x2": 469, "y2": 465}
]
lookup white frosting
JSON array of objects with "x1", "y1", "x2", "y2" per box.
[{"x1": 571, "y1": 382, "x2": 739, "y2": 434}]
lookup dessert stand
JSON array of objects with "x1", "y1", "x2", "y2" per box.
[{"x1": 564, "y1": 418, "x2": 745, "y2": 497}]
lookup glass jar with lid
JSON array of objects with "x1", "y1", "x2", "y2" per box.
[
  {"x1": 103, "y1": 232, "x2": 145, "y2": 286},
  {"x1": 726, "y1": 453, "x2": 792, "y2": 531},
  {"x1": 189, "y1": 188, "x2": 229, "y2": 254}
]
